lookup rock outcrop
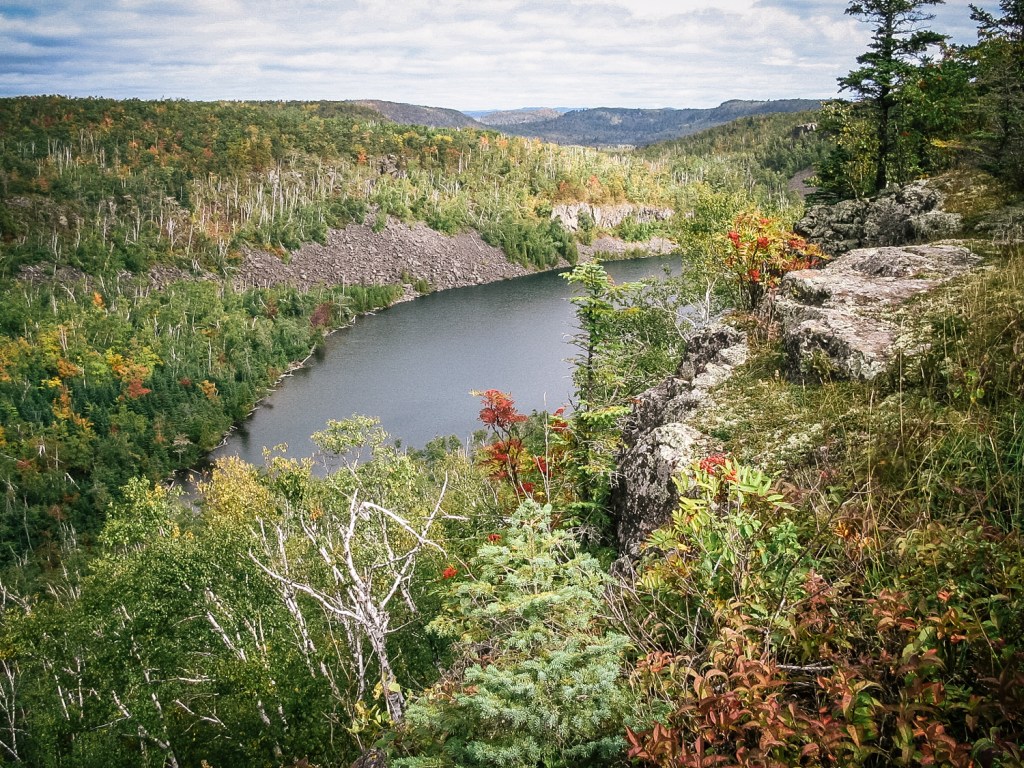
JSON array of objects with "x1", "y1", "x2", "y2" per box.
[
  {"x1": 551, "y1": 203, "x2": 674, "y2": 232},
  {"x1": 611, "y1": 324, "x2": 748, "y2": 559},
  {"x1": 611, "y1": 237, "x2": 983, "y2": 562},
  {"x1": 796, "y1": 181, "x2": 962, "y2": 256},
  {"x1": 773, "y1": 243, "x2": 981, "y2": 380}
]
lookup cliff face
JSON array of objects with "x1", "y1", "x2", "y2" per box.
[{"x1": 551, "y1": 203, "x2": 674, "y2": 231}]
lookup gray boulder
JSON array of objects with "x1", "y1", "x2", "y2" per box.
[
  {"x1": 774, "y1": 244, "x2": 980, "y2": 380},
  {"x1": 611, "y1": 323, "x2": 747, "y2": 559},
  {"x1": 796, "y1": 181, "x2": 962, "y2": 256}
]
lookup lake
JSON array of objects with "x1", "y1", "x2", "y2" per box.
[{"x1": 210, "y1": 254, "x2": 681, "y2": 464}]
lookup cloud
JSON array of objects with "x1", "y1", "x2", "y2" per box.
[{"x1": 0, "y1": 0, "x2": 992, "y2": 108}]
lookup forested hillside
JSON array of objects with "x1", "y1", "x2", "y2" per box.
[
  {"x1": 346, "y1": 99, "x2": 486, "y2": 130},
  {"x1": 0, "y1": 95, "x2": 680, "y2": 556}
]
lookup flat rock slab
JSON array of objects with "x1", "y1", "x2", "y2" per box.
[{"x1": 775, "y1": 243, "x2": 980, "y2": 380}]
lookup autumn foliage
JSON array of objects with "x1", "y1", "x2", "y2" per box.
[{"x1": 722, "y1": 212, "x2": 825, "y2": 310}]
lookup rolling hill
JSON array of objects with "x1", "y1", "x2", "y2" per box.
[
  {"x1": 345, "y1": 99, "x2": 485, "y2": 129},
  {"x1": 496, "y1": 99, "x2": 823, "y2": 146}
]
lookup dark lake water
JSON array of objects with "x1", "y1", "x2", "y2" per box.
[{"x1": 210, "y1": 254, "x2": 681, "y2": 464}]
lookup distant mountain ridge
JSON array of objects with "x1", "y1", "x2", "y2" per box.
[
  {"x1": 476, "y1": 108, "x2": 565, "y2": 126},
  {"x1": 497, "y1": 99, "x2": 823, "y2": 146},
  {"x1": 345, "y1": 99, "x2": 484, "y2": 129},
  {"x1": 347, "y1": 98, "x2": 822, "y2": 147}
]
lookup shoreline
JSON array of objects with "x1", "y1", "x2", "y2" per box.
[{"x1": 177, "y1": 229, "x2": 679, "y2": 484}]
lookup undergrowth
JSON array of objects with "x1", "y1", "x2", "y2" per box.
[{"x1": 626, "y1": 243, "x2": 1024, "y2": 767}]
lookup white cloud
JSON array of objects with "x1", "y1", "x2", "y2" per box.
[{"x1": 0, "y1": 0, "x2": 993, "y2": 108}]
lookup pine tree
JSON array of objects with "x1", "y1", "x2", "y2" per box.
[
  {"x1": 839, "y1": 0, "x2": 947, "y2": 191},
  {"x1": 970, "y1": 0, "x2": 1024, "y2": 187}
]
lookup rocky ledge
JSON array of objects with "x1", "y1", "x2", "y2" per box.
[
  {"x1": 774, "y1": 243, "x2": 981, "y2": 380},
  {"x1": 611, "y1": 323, "x2": 749, "y2": 560},
  {"x1": 612, "y1": 239, "x2": 982, "y2": 560}
]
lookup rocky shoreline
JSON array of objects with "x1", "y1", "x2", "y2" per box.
[{"x1": 232, "y1": 216, "x2": 679, "y2": 296}]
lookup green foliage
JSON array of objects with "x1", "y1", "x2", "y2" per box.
[
  {"x1": 968, "y1": 0, "x2": 1024, "y2": 189},
  {"x1": 809, "y1": 1, "x2": 1024, "y2": 200},
  {"x1": 836, "y1": 0, "x2": 948, "y2": 193},
  {"x1": 615, "y1": 215, "x2": 659, "y2": 242},
  {"x1": 576, "y1": 208, "x2": 596, "y2": 245},
  {"x1": 0, "y1": 277, "x2": 399, "y2": 558},
  {"x1": 480, "y1": 217, "x2": 578, "y2": 270},
  {"x1": 640, "y1": 110, "x2": 830, "y2": 205},
  {"x1": 561, "y1": 262, "x2": 689, "y2": 530},
  {"x1": 642, "y1": 457, "x2": 803, "y2": 630},
  {"x1": 396, "y1": 501, "x2": 631, "y2": 768},
  {"x1": 628, "y1": 245, "x2": 1024, "y2": 767},
  {"x1": 0, "y1": 420, "x2": 498, "y2": 767}
]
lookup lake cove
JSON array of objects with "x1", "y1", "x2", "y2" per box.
[{"x1": 210, "y1": 255, "x2": 681, "y2": 465}]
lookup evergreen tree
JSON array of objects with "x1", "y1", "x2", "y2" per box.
[
  {"x1": 397, "y1": 502, "x2": 631, "y2": 768},
  {"x1": 970, "y1": 0, "x2": 1024, "y2": 187},
  {"x1": 838, "y1": 0, "x2": 947, "y2": 192}
]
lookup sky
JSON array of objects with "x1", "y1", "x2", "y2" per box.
[{"x1": 0, "y1": 0, "x2": 989, "y2": 111}]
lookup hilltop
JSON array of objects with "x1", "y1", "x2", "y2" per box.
[
  {"x1": 349, "y1": 97, "x2": 823, "y2": 146},
  {"x1": 475, "y1": 107, "x2": 565, "y2": 126},
  {"x1": 345, "y1": 98, "x2": 485, "y2": 129},
  {"x1": 497, "y1": 99, "x2": 823, "y2": 146}
]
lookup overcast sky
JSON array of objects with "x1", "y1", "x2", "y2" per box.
[{"x1": 0, "y1": 0, "x2": 988, "y2": 111}]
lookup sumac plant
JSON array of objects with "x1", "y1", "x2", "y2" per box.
[
  {"x1": 721, "y1": 212, "x2": 824, "y2": 310},
  {"x1": 472, "y1": 389, "x2": 571, "y2": 508},
  {"x1": 628, "y1": 456, "x2": 1024, "y2": 768}
]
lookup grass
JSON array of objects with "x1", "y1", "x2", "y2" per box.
[{"x1": 693, "y1": 240, "x2": 1023, "y2": 570}]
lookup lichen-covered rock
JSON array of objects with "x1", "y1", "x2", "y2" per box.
[
  {"x1": 611, "y1": 323, "x2": 747, "y2": 560},
  {"x1": 796, "y1": 181, "x2": 961, "y2": 256},
  {"x1": 774, "y1": 244, "x2": 980, "y2": 380}
]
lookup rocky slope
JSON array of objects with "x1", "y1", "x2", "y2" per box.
[{"x1": 233, "y1": 217, "x2": 532, "y2": 294}]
